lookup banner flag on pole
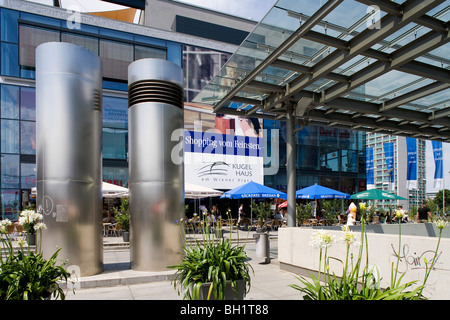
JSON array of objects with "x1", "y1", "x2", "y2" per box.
[
  {"x1": 366, "y1": 147, "x2": 374, "y2": 189},
  {"x1": 406, "y1": 137, "x2": 417, "y2": 189},
  {"x1": 432, "y1": 141, "x2": 443, "y2": 189},
  {"x1": 383, "y1": 142, "x2": 394, "y2": 191}
]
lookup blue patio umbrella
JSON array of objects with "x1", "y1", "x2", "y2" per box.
[
  {"x1": 221, "y1": 181, "x2": 286, "y2": 222},
  {"x1": 296, "y1": 184, "x2": 350, "y2": 200},
  {"x1": 296, "y1": 184, "x2": 350, "y2": 217},
  {"x1": 221, "y1": 181, "x2": 287, "y2": 199}
]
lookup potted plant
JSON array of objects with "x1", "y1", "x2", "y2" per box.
[
  {"x1": 289, "y1": 203, "x2": 449, "y2": 300},
  {"x1": 296, "y1": 202, "x2": 312, "y2": 226},
  {"x1": 114, "y1": 197, "x2": 130, "y2": 242},
  {"x1": 17, "y1": 209, "x2": 43, "y2": 245},
  {"x1": 251, "y1": 201, "x2": 271, "y2": 232},
  {"x1": 0, "y1": 217, "x2": 71, "y2": 300},
  {"x1": 322, "y1": 199, "x2": 340, "y2": 225},
  {"x1": 169, "y1": 213, "x2": 253, "y2": 300}
]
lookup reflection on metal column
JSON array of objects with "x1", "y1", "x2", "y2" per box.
[
  {"x1": 128, "y1": 59, "x2": 184, "y2": 271},
  {"x1": 286, "y1": 105, "x2": 296, "y2": 227},
  {"x1": 36, "y1": 42, "x2": 103, "y2": 276}
]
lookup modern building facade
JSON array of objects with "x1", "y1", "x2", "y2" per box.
[
  {"x1": 0, "y1": 0, "x2": 365, "y2": 220},
  {"x1": 264, "y1": 120, "x2": 366, "y2": 194},
  {"x1": 366, "y1": 133, "x2": 426, "y2": 210}
]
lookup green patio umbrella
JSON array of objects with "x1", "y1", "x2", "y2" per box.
[{"x1": 350, "y1": 188, "x2": 407, "y2": 200}]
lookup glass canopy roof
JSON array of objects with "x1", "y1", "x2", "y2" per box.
[{"x1": 194, "y1": 0, "x2": 450, "y2": 142}]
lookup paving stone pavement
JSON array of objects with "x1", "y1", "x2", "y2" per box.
[{"x1": 64, "y1": 231, "x2": 303, "y2": 301}]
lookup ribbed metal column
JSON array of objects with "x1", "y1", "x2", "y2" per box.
[
  {"x1": 128, "y1": 59, "x2": 184, "y2": 271},
  {"x1": 36, "y1": 42, "x2": 103, "y2": 276}
]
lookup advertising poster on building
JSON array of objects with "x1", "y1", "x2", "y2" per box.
[
  {"x1": 383, "y1": 142, "x2": 395, "y2": 190},
  {"x1": 184, "y1": 112, "x2": 264, "y2": 190},
  {"x1": 406, "y1": 137, "x2": 417, "y2": 189},
  {"x1": 366, "y1": 147, "x2": 374, "y2": 189},
  {"x1": 432, "y1": 140, "x2": 443, "y2": 189}
]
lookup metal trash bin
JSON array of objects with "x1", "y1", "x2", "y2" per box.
[{"x1": 253, "y1": 231, "x2": 270, "y2": 264}]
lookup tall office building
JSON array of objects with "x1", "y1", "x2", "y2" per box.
[{"x1": 366, "y1": 132, "x2": 426, "y2": 210}]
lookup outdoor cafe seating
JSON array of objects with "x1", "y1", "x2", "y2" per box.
[{"x1": 103, "y1": 222, "x2": 122, "y2": 237}]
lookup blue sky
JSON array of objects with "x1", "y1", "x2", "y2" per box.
[{"x1": 26, "y1": 0, "x2": 450, "y2": 192}]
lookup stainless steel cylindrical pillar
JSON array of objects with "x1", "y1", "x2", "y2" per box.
[
  {"x1": 36, "y1": 42, "x2": 103, "y2": 276},
  {"x1": 128, "y1": 59, "x2": 184, "y2": 271}
]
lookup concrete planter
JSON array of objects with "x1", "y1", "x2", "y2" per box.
[{"x1": 122, "y1": 231, "x2": 130, "y2": 243}]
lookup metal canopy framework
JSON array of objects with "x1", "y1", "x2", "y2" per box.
[{"x1": 194, "y1": 0, "x2": 450, "y2": 142}]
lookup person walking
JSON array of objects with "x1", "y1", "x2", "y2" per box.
[{"x1": 415, "y1": 200, "x2": 432, "y2": 223}]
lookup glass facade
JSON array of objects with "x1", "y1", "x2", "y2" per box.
[
  {"x1": 183, "y1": 45, "x2": 231, "y2": 102},
  {"x1": 0, "y1": 6, "x2": 234, "y2": 219},
  {"x1": 0, "y1": 4, "x2": 365, "y2": 219},
  {"x1": 263, "y1": 120, "x2": 365, "y2": 194},
  {"x1": 0, "y1": 7, "x2": 176, "y2": 219}
]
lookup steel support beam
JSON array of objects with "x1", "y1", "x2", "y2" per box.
[
  {"x1": 212, "y1": 0, "x2": 343, "y2": 113},
  {"x1": 381, "y1": 82, "x2": 450, "y2": 111},
  {"x1": 322, "y1": 26, "x2": 450, "y2": 102},
  {"x1": 307, "y1": 109, "x2": 450, "y2": 139},
  {"x1": 322, "y1": 29, "x2": 450, "y2": 102},
  {"x1": 291, "y1": 89, "x2": 450, "y2": 127},
  {"x1": 286, "y1": 104, "x2": 296, "y2": 227},
  {"x1": 430, "y1": 107, "x2": 450, "y2": 120},
  {"x1": 263, "y1": 0, "x2": 443, "y2": 111}
]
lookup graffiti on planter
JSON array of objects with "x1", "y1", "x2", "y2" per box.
[{"x1": 390, "y1": 243, "x2": 449, "y2": 273}]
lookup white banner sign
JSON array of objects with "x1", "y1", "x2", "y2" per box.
[{"x1": 184, "y1": 130, "x2": 263, "y2": 189}]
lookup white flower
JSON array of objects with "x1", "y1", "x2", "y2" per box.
[
  {"x1": 18, "y1": 210, "x2": 43, "y2": 229},
  {"x1": 341, "y1": 230, "x2": 360, "y2": 247},
  {"x1": 17, "y1": 237, "x2": 27, "y2": 247},
  {"x1": 34, "y1": 222, "x2": 47, "y2": 231},
  {"x1": 435, "y1": 219, "x2": 448, "y2": 230},
  {"x1": 309, "y1": 230, "x2": 335, "y2": 249},
  {"x1": 0, "y1": 219, "x2": 12, "y2": 233},
  {"x1": 395, "y1": 210, "x2": 404, "y2": 219},
  {"x1": 18, "y1": 216, "x2": 27, "y2": 225}
]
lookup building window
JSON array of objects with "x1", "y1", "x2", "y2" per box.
[
  {"x1": 135, "y1": 45, "x2": 166, "y2": 60},
  {"x1": 1, "y1": 42, "x2": 19, "y2": 77},
  {"x1": 103, "y1": 166, "x2": 128, "y2": 187},
  {"x1": 19, "y1": 25, "x2": 59, "y2": 68},
  {"x1": 1, "y1": 189, "x2": 20, "y2": 220},
  {"x1": 183, "y1": 45, "x2": 230, "y2": 102},
  {"x1": 1, "y1": 154, "x2": 19, "y2": 188},
  {"x1": 61, "y1": 32, "x2": 99, "y2": 55},
  {"x1": 20, "y1": 87, "x2": 36, "y2": 121},
  {"x1": 100, "y1": 39, "x2": 133, "y2": 81},
  {"x1": 103, "y1": 128, "x2": 128, "y2": 160},
  {"x1": 103, "y1": 96, "x2": 128, "y2": 159},
  {"x1": 21, "y1": 162, "x2": 36, "y2": 189},
  {"x1": 20, "y1": 121, "x2": 36, "y2": 155},
  {"x1": 1, "y1": 85, "x2": 20, "y2": 119},
  {"x1": 341, "y1": 149, "x2": 358, "y2": 172},
  {"x1": 1, "y1": 120, "x2": 20, "y2": 154},
  {"x1": 18, "y1": 25, "x2": 168, "y2": 81}
]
